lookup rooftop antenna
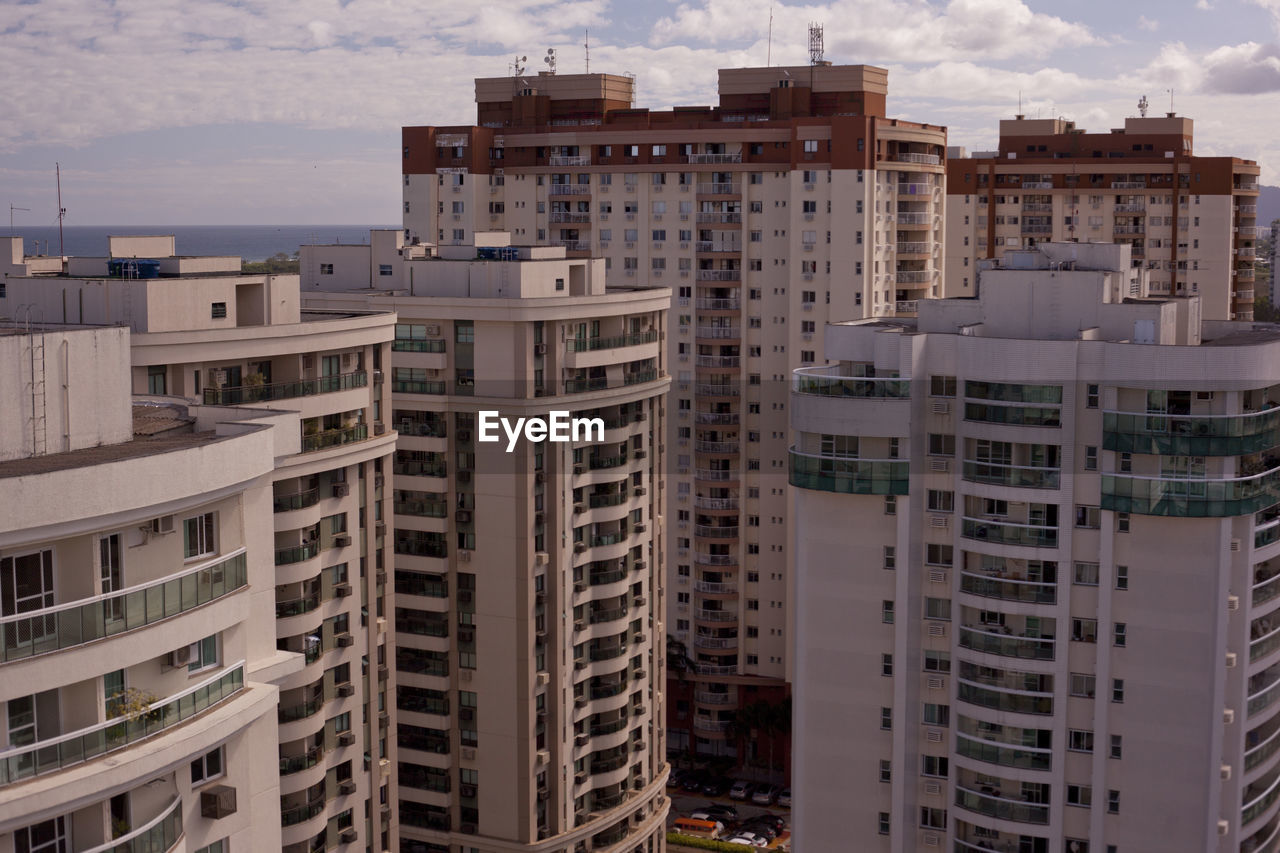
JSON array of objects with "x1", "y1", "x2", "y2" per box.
[
  {"x1": 584, "y1": 30, "x2": 589, "y2": 74},
  {"x1": 55, "y1": 163, "x2": 65, "y2": 257},
  {"x1": 543, "y1": 48, "x2": 556, "y2": 75},
  {"x1": 1166, "y1": 87, "x2": 1175, "y2": 116},
  {"x1": 767, "y1": 6, "x2": 773, "y2": 66},
  {"x1": 9, "y1": 203, "x2": 29, "y2": 235},
  {"x1": 808, "y1": 21, "x2": 824, "y2": 65},
  {"x1": 1138, "y1": 94, "x2": 1149, "y2": 117},
  {"x1": 511, "y1": 54, "x2": 527, "y2": 76}
]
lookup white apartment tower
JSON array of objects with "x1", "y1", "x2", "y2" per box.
[
  {"x1": 2, "y1": 236, "x2": 399, "y2": 853},
  {"x1": 399, "y1": 63, "x2": 947, "y2": 772},
  {"x1": 792, "y1": 242, "x2": 1280, "y2": 852},
  {"x1": 301, "y1": 234, "x2": 672, "y2": 853}
]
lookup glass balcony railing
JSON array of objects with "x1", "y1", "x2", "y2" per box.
[
  {"x1": 1243, "y1": 769, "x2": 1280, "y2": 826},
  {"x1": 955, "y1": 734, "x2": 1052, "y2": 771},
  {"x1": 962, "y1": 461, "x2": 1060, "y2": 489},
  {"x1": 959, "y1": 626, "x2": 1055, "y2": 661},
  {"x1": 391, "y1": 380, "x2": 447, "y2": 395},
  {"x1": 792, "y1": 367, "x2": 911, "y2": 399},
  {"x1": 0, "y1": 663, "x2": 245, "y2": 786},
  {"x1": 276, "y1": 542, "x2": 319, "y2": 566},
  {"x1": 959, "y1": 571, "x2": 1056, "y2": 605},
  {"x1": 203, "y1": 371, "x2": 366, "y2": 405},
  {"x1": 957, "y1": 681, "x2": 1053, "y2": 715},
  {"x1": 301, "y1": 423, "x2": 369, "y2": 453},
  {"x1": 279, "y1": 694, "x2": 324, "y2": 723},
  {"x1": 1246, "y1": 725, "x2": 1280, "y2": 771},
  {"x1": 392, "y1": 338, "x2": 447, "y2": 353},
  {"x1": 82, "y1": 795, "x2": 182, "y2": 853},
  {"x1": 961, "y1": 518, "x2": 1058, "y2": 548},
  {"x1": 1104, "y1": 408, "x2": 1280, "y2": 456},
  {"x1": 0, "y1": 550, "x2": 247, "y2": 662},
  {"x1": 281, "y1": 796, "x2": 327, "y2": 827},
  {"x1": 954, "y1": 787, "x2": 1050, "y2": 825},
  {"x1": 789, "y1": 449, "x2": 910, "y2": 495},
  {"x1": 1102, "y1": 466, "x2": 1280, "y2": 517},
  {"x1": 964, "y1": 402, "x2": 1061, "y2": 427},
  {"x1": 566, "y1": 330, "x2": 659, "y2": 352}
]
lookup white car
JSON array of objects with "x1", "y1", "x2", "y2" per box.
[{"x1": 726, "y1": 832, "x2": 768, "y2": 847}]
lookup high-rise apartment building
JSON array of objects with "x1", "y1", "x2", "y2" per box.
[
  {"x1": 2, "y1": 236, "x2": 399, "y2": 853},
  {"x1": 398, "y1": 63, "x2": 947, "y2": 771},
  {"x1": 0, "y1": 322, "x2": 286, "y2": 853},
  {"x1": 791, "y1": 241, "x2": 1280, "y2": 852},
  {"x1": 300, "y1": 234, "x2": 672, "y2": 853},
  {"x1": 946, "y1": 114, "x2": 1261, "y2": 321}
]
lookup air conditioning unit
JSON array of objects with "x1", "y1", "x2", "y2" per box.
[
  {"x1": 929, "y1": 459, "x2": 949, "y2": 473},
  {"x1": 575, "y1": 695, "x2": 587, "y2": 707},
  {"x1": 460, "y1": 823, "x2": 478, "y2": 834},
  {"x1": 458, "y1": 549, "x2": 472, "y2": 562},
  {"x1": 930, "y1": 515, "x2": 948, "y2": 529},
  {"x1": 1224, "y1": 708, "x2": 1236, "y2": 724},
  {"x1": 633, "y1": 595, "x2": 647, "y2": 607},
  {"x1": 1228, "y1": 595, "x2": 1240, "y2": 611},
  {"x1": 535, "y1": 551, "x2": 549, "y2": 565},
  {"x1": 339, "y1": 828, "x2": 358, "y2": 843},
  {"x1": 535, "y1": 512, "x2": 545, "y2": 525},
  {"x1": 574, "y1": 463, "x2": 586, "y2": 475},
  {"x1": 536, "y1": 671, "x2": 550, "y2": 686},
  {"x1": 1218, "y1": 821, "x2": 1230, "y2": 837},
  {"x1": 924, "y1": 781, "x2": 942, "y2": 795},
  {"x1": 927, "y1": 623, "x2": 946, "y2": 638},
  {"x1": 333, "y1": 482, "x2": 350, "y2": 498},
  {"x1": 574, "y1": 542, "x2": 587, "y2": 553},
  {"x1": 462, "y1": 747, "x2": 477, "y2": 760},
  {"x1": 200, "y1": 785, "x2": 237, "y2": 819},
  {"x1": 337, "y1": 682, "x2": 355, "y2": 697},
  {"x1": 931, "y1": 400, "x2": 950, "y2": 414},
  {"x1": 633, "y1": 740, "x2": 646, "y2": 751},
  {"x1": 928, "y1": 570, "x2": 947, "y2": 584},
  {"x1": 339, "y1": 780, "x2": 357, "y2": 795},
  {"x1": 1227, "y1": 652, "x2": 1239, "y2": 668},
  {"x1": 374, "y1": 521, "x2": 387, "y2": 537},
  {"x1": 634, "y1": 669, "x2": 647, "y2": 679},
  {"x1": 151, "y1": 515, "x2": 175, "y2": 535},
  {"x1": 575, "y1": 733, "x2": 590, "y2": 746},
  {"x1": 334, "y1": 583, "x2": 352, "y2": 597},
  {"x1": 634, "y1": 523, "x2": 647, "y2": 533},
  {"x1": 535, "y1": 471, "x2": 546, "y2": 484},
  {"x1": 923, "y1": 833, "x2": 940, "y2": 847},
  {"x1": 374, "y1": 473, "x2": 385, "y2": 488},
  {"x1": 634, "y1": 486, "x2": 647, "y2": 497},
  {"x1": 574, "y1": 503, "x2": 586, "y2": 513},
  {"x1": 168, "y1": 642, "x2": 199, "y2": 667},
  {"x1": 334, "y1": 534, "x2": 352, "y2": 547},
  {"x1": 373, "y1": 369, "x2": 383, "y2": 383},
  {"x1": 377, "y1": 664, "x2": 388, "y2": 680},
  {"x1": 1221, "y1": 764, "x2": 1233, "y2": 781},
  {"x1": 927, "y1": 676, "x2": 944, "y2": 690},
  {"x1": 372, "y1": 421, "x2": 386, "y2": 436},
  {"x1": 456, "y1": 509, "x2": 473, "y2": 523},
  {"x1": 574, "y1": 619, "x2": 586, "y2": 631},
  {"x1": 336, "y1": 632, "x2": 355, "y2": 648},
  {"x1": 425, "y1": 324, "x2": 441, "y2": 336},
  {"x1": 634, "y1": 560, "x2": 646, "y2": 571},
  {"x1": 536, "y1": 749, "x2": 549, "y2": 765},
  {"x1": 925, "y1": 728, "x2": 943, "y2": 743},
  {"x1": 338, "y1": 732, "x2": 356, "y2": 746},
  {"x1": 460, "y1": 784, "x2": 477, "y2": 798}
]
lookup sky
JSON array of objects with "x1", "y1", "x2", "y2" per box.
[{"x1": 3, "y1": 0, "x2": 1280, "y2": 225}]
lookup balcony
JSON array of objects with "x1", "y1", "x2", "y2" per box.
[
  {"x1": 696, "y1": 269, "x2": 741, "y2": 282},
  {"x1": 1103, "y1": 465, "x2": 1280, "y2": 518},
  {"x1": 694, "y1": 580, "x2": 737, "y2": 594},
  {"x1": 694, "y1": 525, "x2": 739, "y2": 539},
  {"x1": 695, "y1": 213, "x2": 742, "y2": 224},
  {"x1": 1241, "y1": 204, "x2": 1259, "y2": 215},
  {"x1": 892, "y1": 152, "x2": 941, "y2": 165},
  {"x1": 896, "y1": 269, "x2": 934, "y2": 283},
  {"x1": 274, "y1": 488, "x2": 321, "y2": 513},
  {"x1": 549, "y1": 185, "x2": 591, "y2": 196},
  {"x1": 588, "y1": 644, "x2": 628, "y2": 662},
  {"x1": 793, "y1": 366, "x2": 910, "y2": 398},
  {"x1": 897, "y1": 183, "x2": 934, "y2": 195},
  {"x1": 392, "y1": 378, "x2": 446, "y2": 395},
  {"x1": 83, "y1": 794, "x2": 183, "y2": 853},
  {"x1": 696, "y1": 440, "x2": 740, "y2": 455},
  {"x1": 1113, "y1": 225, "x2": 1145, "y2": 235},
  {"x1": 955, "y1": 733, "x2": 1052, "y2": 771},
  {"x1": 1021, "y1": 181, "x2": 1053, "y2": 189},
  {"x1": 394, "y1": 498, "x2": 448, "y2": 518},
  {"x1": 959, "y1": 571, "x2": 1056, "y2": 605},
  {"x1": 1240, "y1": 269, "x2": 1258, "y2": 282},
  {"x1": 1021, "y1": 203, "x2": 1053, "y2": 213},
  {"x1": 697, "y1": 183, "x2": 740, "y2": 195},
  {"x1": 696, "y1": 609, "x2": 735, "y2": 623},
  {"x1": 961, "y1": 517, "x2": 1058, "y2": 548},
  {"x1": 553, "y1": 240, "x2": 591, "y2": 252},
  {"x1": 895, "y1": 300, "x2": 919, "y2": 314},
  {"x1": 688, "y1": 153, "x2": 742, "y2": 164},
  {"x1": 696, "y1": 298, "x2": 741, "y2": 311},
  {"x1": 1105, "y1": 408, "x2": 1280, "y2": 456},
  {"x1": 1111, "y1": 181, "x2": 1146, "y2": 189},
  {"x1": 695, "y1": 691, "x2": 734, "y2": 705},
  {"x1": 550, "y1": 212, "x2": 592, "y2": 223},
  {"x1": 964, "y1": 402, "x2": 1060, "y2": 428},
  {"x1": 696, "y1": 383, "x2": 739, "y2": 397},
  {"x1": 0, "y1": 663, "x2": 245, "y2": 785},
  {"x1": 695, "y1": 326, "x2": 740, "y2": 339},
  {"x1": 962, "y1": 460, "x2": 1060, "y2": 489},
  {"x1": 896, "y1": 242, "x2": 931, "y2": 254},
  {"x1": 694, "y1": 553, "x2": 736, "y2": 566},
  {"x1": 694, "y1": 495, "x2": 739, "y2": 510},
  {"x1": 694, "y1": 635, "x2": 738, "y2": 650},
  {"x1": 1021, "y1": 224, "x2": 1052, "y2": 234},
  {"x1": 695, "y1": 242, "x2": 742, "y2": 253},
  {"x1": 693, "y1": 718, "x2": 733, "y2": 732},
  {"x1": 392, "y1": 338, "x2": 446, "y2": 353},
  {"x1": 281, "y1": 795, "x2": 327, "y2": 827},
  {"x1": 1, "y1": 550, "x2": 247, "y2": 662},
  {"x1": 301, "y1": 423, "x2": 368, "y2": 453},
  {"x1": 896, "y1": 212, "x2": 933, "y2": 225},
  {"x1": 566, "y1": 330, "x2": 658, "y2": 352},
  {"x1": 957, "y1": 681, "x2": 1053, "y2": 715},
  {"x1": 549, "y1": 155, "x2": 591, "y2": 166},
  {"x1": 789, "y1": 449, "x2": 909, "y2": 496},
  {"x1": 694, "y1": 412, "x2": 739, "y2": 425},
  {"x1": 695, "y1": 469, "x2": 735, "y2": 482},
  {"x1": 203, "y1": 371, "x2": 367, "y2": 405},
  {"x1": 954, "y1": 786, "x2": 1049, "y2": 825},
  {"x1": 958, "y1": 626, "x2": 1054, "y2": 661}
]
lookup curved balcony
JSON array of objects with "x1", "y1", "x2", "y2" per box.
[
  {"x1": 1105, "y1": 408, "x2": 1280, "y2": 457},
  {"x1": 694, "y1": 495, "x2": 739, "y2": 510},
  {"x1": 0, "y1": 663, "x2": 244, "y2": 786},
  {"x1": 695, "y1": 663, "x2": 738, "y2": 676},
  {"x1": 695, "y1": 609, "x2": 735, "y2": 623},
  {"x1": 281, "y1": 795, "x2": 328, "y2": 827},
  {"x1": 959, "y1": 626, "x2": 1054, "y2": 661},
  {"x1": 693, "y1": 718, "x2": 732, "y2": 733},
  {"x1": 957, "y1": 680, "x2": 1053, "y2": 715},
  {"x1": 696, "y1": 383, "x2": 739, "y2": 397},
  {"x1": 278, "y1": 693, "x2": 325, "y2": 724},
  {"x1": 280, "y1": 744, "x2": 325, "y2": 775},
  {"x1": 300, "y1": 423, "x2": 369, "y2": 453},
  {"x1": 789, "y1": 449, "x2": 909, "y2": 496},
  {"x1": 695, "y1": 691, "x2": 734, "y2": 705},
  {"x1": 0, "y1": 550, "x2": 247, "y2": 662},
  {"x1": 962, "y1": 461, "x2": 1060, "y2": 490},
  {"x1": 203, "y1": 370, "x2": 366, "y2": 405},
  {"x1": 964, "y1": 402, "x2": 1061, "y2": 428},
  {"x1": 694, "y1": 635, "x2": 738, "y2": 651},
  {"x1": 792, "y1": 367, "x2": 910, "y2": 399},
  {"x1": 1103, "y1": 465, "x2": 1280, "y2": 518},
  {"x1": 276, "y1": 542, "x2": 320, "y2": 566},
  {"x1": 275, "y1": 488, "x2": 321, "y2": 513},
  {"x1": 1247, "y1": 716, "x2": 1280, "y2": 772},
  {"x1": 1244, "y1": 767, "x2": 1280, "y2": 826},
  {"x1": 954, "y1": 787, "x2": 1049, "y2": 825},
  {"x1": 276, "y1": 589, "x2": 321, "y2": 619},
  {"x1": 695, "y1": 355, "x2": 740, "y2": 368},
  {"x1": 695, "y1": 468, "x2": 737, "y2": 483},
  {"x1": 958, "y1": 571, "x2": 1056, "y2": 605},
  {"x1": 693, "y1": 580, "x2": 737, "y2": 595},
  {"x1": 1253, "y1": 623, "x2": 1280, "y2": 663},
  {"x1": 83, "y1": 794, "x2": 182, "y2": 853},
  {"x1": 961, "y1": 518, "x2": 1058, "y2": 549},
  {"x1": 694, "y1": 525, "x2": 738, "y2": 540},
  {"x1": 566, "y1": 330, "x2": 659, "y2": 353},
  {"x1": 694, "y1": 553, "x2": 736, "y2": 567},
  {"x1": 391, "y1": 338, "x2": 446, "y2": 354},
  {"x1": 695, "y1": 411, "x2": 739, "y2": 425},
  {"x1": 955, "y1": 733, "x2": 1052, "y2": 771}
]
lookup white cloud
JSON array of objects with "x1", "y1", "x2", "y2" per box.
[
  {"x1": 1196, "y1": 0, "x2": 1214, "y2": 9},
  {"x1": 1138, "y1": 15, "x2": 1159, "y2": 31}
]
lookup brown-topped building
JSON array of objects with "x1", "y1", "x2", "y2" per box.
[{"x1": 946, "y1": 114, "x2": 1261, "y2": 321}]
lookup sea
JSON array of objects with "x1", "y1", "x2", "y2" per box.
[{"x1": 9, "y1": 225, "x2": 397, "y2": 262}]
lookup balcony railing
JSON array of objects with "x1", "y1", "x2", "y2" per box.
[
  {"x1": 696, "y1": 383, "x2": 739, "y2": 397},
  {"x1": 696, "y1": 298, "x2": 741, "y2": 311},
  {"x1": 694, "y1": 525, "x2": 739, "y2": 539},
  {"x1": 695, "y1": 468, "x2": 735, "y2": 481},
  {"x1": 274, "y1": 488, "x2": 320, "y2": 513},
  {"x1": 697, "y1": 183, "x2": 740, "y2": 194},
  {"x1": 892, "y1": 152, "x2": 941, "y2": 165},
  {"x1": 694, "y1": 495, "x2": 738, "y2": 510},
  {"x1": 82, "y1": 794, "x2": 182, "y2": 853},
  {"x1": 954, "y1": 786, "x2": 1049, "y2": 824},
  {"x1": 895, "y1": 300, "x2": 919, "y2": 314},
  {"x1": 694, "y1": 635, "x2": 738, "y2": 649},
  {"x1": 203, "y1": 371, "x2": 367, "y2": 405},
  {"x1": 1021, "y1": 181, "x2": 1053, "y2": 189},
  {"x1": 694, "y1": 553, "x2": 736, "y2": 566},
  {"x1": 696, "y1": 269, "x2": 742, "y2": 282},
  {"x1": 955, "y1": 734, "x2": 1052, "y2": 771},
  {"x1": 551, "y1": 212, "x2": 592, "y2": 223},
  {"x1": 1111, "y1": 181, "x2": 1146, "y2": 189},
  {"x1": 278, "y1": 692, "x2": 323, "y2": 723},
  {"x1": 276, "y1": 590, "x2": 321, "y2": 618},
  {"x1": 898, "y1": 183, "x2": 934, "y2": 195},
  {"x1": 588, "y1": 644, "x2": 628, "y2": 661},
  {"x1": 696, "y1": 213, "x2": 742, "y2": 224},
  {"x1": 789, "y1": 449, "x2": 910, "y2": 496},
  {"x1": 688, "y1": 153, "x2": 742, "y2": 164},
  {"x1": 395, "y1": 498, "x2": 448, "y2": 518},
  {"x1": 281, "y1": 795, "x2": 327, "y2": 827},
  {"x1": 550, "y1": 185, "x2": 591, "y2": 196},
  {"x1": 959, "y1": 571, "x2": 1056, "y2": 605},
  {"x1": 392, "y1": 338, "x2": 447, "y2": 353},
  {"x1": 696, "y1": 355, "x2": 740, "y2": 368},
  {"x1": 553, "y1": 240, "x2": 590, "y2": 252},
  {"x1": 696, "y1": 691, "x2": 734, "y2": 705},
  {"x1": 793, "y1": 366, "x2": 911, "y2": 398},
  {"x1": 896, "y1": 270, "x2": 934, "y2": 283},
  {"x1": 958, "y1": 626, "x2": 1054, "y2": 661},
  {"x1": 695, "y1": 663, "x2": 737, "y2": 675},
  {"x1": 695, "y1": 242, "x2": 742, "y2": 253},
  {"x1": 694, "y1": 580, "x2": 737, "y2": 594},
  {"x1": 694, "y1": 412, "x2": 739, "y2": 425},
  {"x1": 0, "y1": 663, "x2": 245, "y2": 786},
  {"x1": 1104, "y1": 408, "x2": 1280, "y2": 456},
  {"x1": 896, "y1": 212, "x2": 933, "y2": 225},
  {"x1": 566, "y1": 330, "x2": 659, "y2": 352},
  {"x1": 1, "y1": 550, "x2": 248, "y2": 662},
  {"x1": 696, "y1": 609, "x2": 735, "y2": 622},
  {"x1": 1103, "y1": 465, "x2": 1280, "y2": 518},
  {"x1": 961, "y1": 517, "x2": 1058, "y2": 548},
  {"x1": 693, "y1": 718, "x2": 733, "y2": 732},
  {"x1": 964, "y1": 402, "x2": 1061, "y2": 427},
  {"x1": 549, "y1": 155, "x2": 591, "y2": 166},
  {"x1": 695, "y1": 326, "x2": 740, "y2": 338},
  {"x1": 897, "y1": 242, "x2": 931, "y2": 254},
  {"x1": 301, "y1": 423, "x2": 369, "y2": 453},
  {"x1": 962, "y1": 460, "x2": 1061, "y2": 489}
]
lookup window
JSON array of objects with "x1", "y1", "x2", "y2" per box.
[
  {"x1": 455, "y1": 322, "x2": 474, "y2": 343},
  {"x1": 14, "y1": 817, "x2": 68, "y2": 853},
  {"x1": 1085, "y1": 446, "x2": 1098, "y2": 470},
  {"x1": 928, "y1": 434, "x2": 955, "y2": 456},
  {"x1": 183, "y1": 513, "x2": 216, "y2": 560},
  {"x1": 803, "y1": 139, "x2": 819, "y2": 154},
  {"x1": 1112, "y1": 679, "x2": 1125, "y2": 703},
  {"x1": 925, "y1": 598, "x2": 951, "y2": 621},
  {"x1": 878, "y1": 812, "x2": 890, "y2": 835},
  {"x1": 1117, "y1": 512, "x2": 1130, "y2": 533},
  {"x1": 555, "y1": 278, "x2": 565, "y2": 291},
  {"x1": 1108, "y1": 790, "x2": 1120, "y2": 814},
  {"x1": 1068, "y1": 730, "x2": 1094, "y2": 752},
  {"x1": 1074, "y1": 562, "x2": 1099, "y2": 586},
  {"x1": 147, "y1": 364, "x2": 167, "y2": 395},
  {"x1": 882, "y1": 601, "x2": 895, "y2": 624},
  {"x1": 191, "y1": 745, "x2": 225, "y2": 784},
  {"x1": 320, "y1": 264, "x2": 333, "y2": 275},
  {"x1": 883, "y1": 546, "x2": 896, "y2": 570},
  {"x1": 379, "y1": 264, "x2": 393, "y2": 276},
  {"x1": 921, "y1": 755, "x2": 949, "y2": 777},
  {"x1": 1070, "y1": 673, "x2": 1096, "y2": 697},
  {"x1": 920, "y1": 807, "x2": 946, "y2": 829},
  {"x1": 927, "y1": 490, "x2": 954, "y2": 513},
  {"x1": 882, "y1": 654, "x2": 894, "y2": 676},
  {"x1": 189, "y1": 634, "x2": 218, "y2": 673},
  {"x1": 884, "y1": 495, "x2": 897, "y2": 515},
  {"x1": 194, "y1": 841, "x2": 228, "y2": 853},
  {"x1": 1087, "y1": 384, "x2": 1100, "y2": 408},
  {"x1": 1075, "y1": 505, "x2": 1101, "y2": 529},
  {"x1": 922, "y1": 704, "x2": 949, "y2": 726},
  {"x1": 1110, "y1": 734, "x2": 1123, "y2": 758},
  {"x1": 930, "y1": 376, "x2": 957, "y2": 396},
  {"x1": 879, "y1": 759, "x2": 892, "y2": 782},
  {"x1": 1114, "y1": 623, "x2": 1127, "y2": 647},
  {"x1": 880, "y1": 707, "x2": 892, "y2": 730},
  {"x1": 924, "y1": 651, "x2": 950, "y2": 673},
  {"x1": 1116, "y1": 565, "x2": 1129, "y2": 590},
  {"x1": 652, "y1": 144, "x2": 666, "y2": 157},
  {"x1": 1072, "y1": 619, "x2": 1098, "y2": 643},
  {"x1": 1066, "y1": 784, "x2": 1092, "y2": 807}
]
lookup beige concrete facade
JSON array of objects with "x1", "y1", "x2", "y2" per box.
[
  {"x1": 301, "y1": 236, "x2": 671, "y2": 852},
  {"x1": 2, "y1": 237, "x2": 400, "y2": 853},
  {"x1": 399, "y1": 64, "x2": 947, "y2": 769},
  {"x1": 791, "y1": 243, "x2": 1280, "y2": 852},
  {"x1": 946, "y1": 115, "x2": 1261, "y2": 323}
]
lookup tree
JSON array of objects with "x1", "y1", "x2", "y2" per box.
[{"x1": 666, "y1": 634, "x2": 695, "y2": 681}]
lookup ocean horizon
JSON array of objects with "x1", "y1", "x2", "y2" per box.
[{"x1": 8, "y1": 224, "x2": 398, "y2": 262}]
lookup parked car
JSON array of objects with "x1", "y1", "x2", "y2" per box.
[
  {"x1": 702, "y1": 776, "x2": 732, "y2": 796},
  {"x1": 666, "y1": 768, "x2": 687, "y2": 789},
  {"x1": 728, "y1": 779, "x2": 756, "y2": 800},
  {"x1": 750, "y1": 814, "x2": 786, "y2": 833},
  {"x1": 751, "y1": 783, "x2": 783, "y2": 805},
  {"x1": 726, "y1": 832, "x2": 769, "y2": 847},
  {"x1": 682, "y1": 770, "x2": 708, "y2": 792},
  {"x1": 692, "y1": 804, "x2": 739, "y2": 822},
  {"x1": 740, "y1": 822, "x2": 777, "y2": 841},
  {"x1": 776, "y1": 787, "x2": 792, "y2": 808}
]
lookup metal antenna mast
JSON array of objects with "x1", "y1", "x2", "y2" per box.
[
  {"x1": 55, "y1": 163, "x2": 66, "y2": 257},
  {"x1": 9, "y1": 203, "x2": 29, "y2": 235},
  {"x1": 585, "y1": 30, "x2": 589, "y2": 73},
  {"x1": 808, "y1": 22, "x2": 824, "y2": 65}
]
